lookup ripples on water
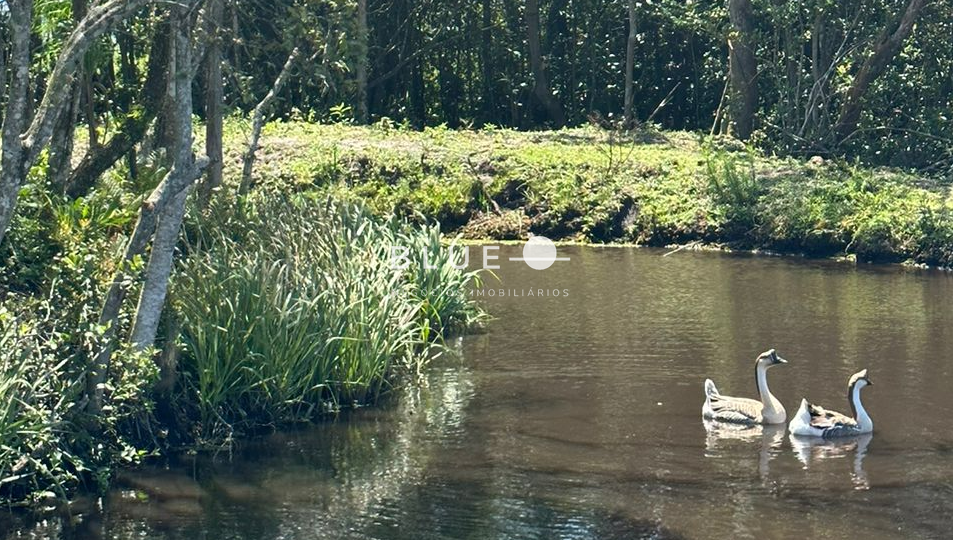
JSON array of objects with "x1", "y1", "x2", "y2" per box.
[{"x1": 2, "y1": 246, "x2": 952, "y2": 540}]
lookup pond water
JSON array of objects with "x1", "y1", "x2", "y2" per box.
[{"x1": 6, "y1": 246, "x2": 953, "y2": 539}]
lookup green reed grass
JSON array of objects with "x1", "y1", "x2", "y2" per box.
[{"x1": 175, "y1": 196, "x2": 483, "y2": 434}]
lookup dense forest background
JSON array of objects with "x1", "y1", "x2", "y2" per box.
[{"x1": 12, "y1": 0, "x2": 952, "y2": 179}]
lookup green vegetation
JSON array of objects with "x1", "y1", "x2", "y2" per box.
[
  {"x1": 0, "y1": 185, "x2": 483, "y2": 506},
  {"x1": 0, "y1": 0, "x2": 950, "y2": 517},
  {"x1": 224, "y1": 121, "x2": 952, "y2": 268},
  {"x1": 176, "y1": 196, "x2": 482, "y2": 435}
]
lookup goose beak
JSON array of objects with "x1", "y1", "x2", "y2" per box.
[
  {"x1": 774, "y1": 355, "x2": 787, "y2": 365},
  {"x1": 865, "y1": 377, "x2": 873, "y2": 385}
]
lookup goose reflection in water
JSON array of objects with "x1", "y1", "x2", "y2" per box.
[
  {"x1": 789, "y1": 433, "x2": 873, "y2": 490},
  {"x1": 703, "y1": 421, "x2": 786, "y2": 479}
]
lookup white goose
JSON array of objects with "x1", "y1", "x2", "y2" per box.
[
  {"x1": 702, "y1": 349, "x2": 788, "y2": 425},
  {"x1": 789, "y1": 369, "x2": 874, "y2": 438}
]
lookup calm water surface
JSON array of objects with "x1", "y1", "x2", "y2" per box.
[{"x1": 7, "y1": 246, "x2": 953, "y2": 539}]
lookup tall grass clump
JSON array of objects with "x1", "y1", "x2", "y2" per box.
[{"x1": 174, "y1": 196, "x2": 483, "y2": 435}]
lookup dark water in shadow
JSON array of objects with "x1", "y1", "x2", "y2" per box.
[{"x1": 5, "y1": 246, "x2": 952, "y2": 539}]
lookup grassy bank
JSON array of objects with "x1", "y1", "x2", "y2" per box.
[{"x1": 220, "y1": 121, "x2": 952, "y2": 268}]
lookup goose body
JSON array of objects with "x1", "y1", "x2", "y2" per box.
[
  {"x1": 789, "y1": 369, "x2": 873, "y2": 438},
  {"x1": 702, "y1": 349, "x2": 788, "y2": 425}
]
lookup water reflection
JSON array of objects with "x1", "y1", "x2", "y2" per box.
[
  {"x1": 789, "y1": 433, "x2": 873, "y2": 490},
  {"x1": 703, "y1": 421, "x2": 786, "y2": 479}
]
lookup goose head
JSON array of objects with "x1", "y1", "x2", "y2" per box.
[
  {"x1": 848, "y1": 369, "x2": 872, "y2": 390},
  {"x1": 755, "y1": 348, "x2": 788, "y2": 370}
]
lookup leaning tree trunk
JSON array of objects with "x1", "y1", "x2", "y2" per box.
[
  {"x1": 239, "y1": 47, "x2": 301, "y2": 196},
  {"x1": 726, "y1": 0, "x2": 758, "y2": 140},
  {"x1": 87, "y1": 5, "x2": 205, "y2": 413},
  {"x1": 0, "y1": 0, "x2": 152, "y2": 246},
  {"x1": 198, "y1": 0, "x2": 224, "y2": 208},
  {"x1": 47, "y1": 0, "x2": 89, "y2": 190},
  {"x1": 623, "y1": 0, "x2": 638, "y2": 125},
  {"x1": 834, "y1": 0, "x2": 927, "y2": 142},
  {"x1": 129, "y1": 3, "x2": 204, "y2": 351},
  {"x1": 523, "y1": 0, "x2": 565, "y2": 128}
]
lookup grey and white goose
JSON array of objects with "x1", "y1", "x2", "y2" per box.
[
  {"x1": 789, "y1": 369, "x2": 874, "y2": 438},
  {"x1": 702, "y1": 349, "x2": 788, "y2": 425}
]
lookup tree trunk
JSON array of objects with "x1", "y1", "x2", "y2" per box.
[
  {"x1": 66, "y1": 19, "x2": 170, "y2": 199},
  {"x1": 47, "y1": 0, "x2": 88, "y2": 190},
  {"x1": 0, "y1": 0, "x2": 152, "y2": 246},
  {"x1": 239, "y1": 47, "x2": 301, "y2": 196},
  {"x1": 128, "y1": 5, "x2": 201, "y2": 351},
  {"x1": 834, "y1": 0, "x2": 927, "y2": 142},
  {"x1": 356, "y1": 0, "x2": 369, "y2": 124},
  {"x1": 726, "y1": 0, "x2": 758, "y2": 140},
  {"x1": 0, "y1": 22, "x2": 6, "y2": 122},
  {"x1": 480, "y1": 0, "x2": 495, "y2": 124},
  {"x1": 117, "y1": 26, "x2": 139, "y2": 179},
  {"x1": 0, "y1": 1, "x2": 34, "y2": 248},
  {"x1": 623, "y1": 0, "x2": 638, "y2": 124},
  {"x1": 46, "y1": 88, "x2": 81, "y2": 190},
  {"x1": 523, "y1": 0, "x2": 565, "y2": 128},
  {"x1": 199, "y1": 0, "x2": 224, "y2": 208},
  {"x1": 73, "y1": 0, "x2": 99, "y2": 154},
  {"x1": 88, "y1": 5, "x2": 205, "y2": 412}
]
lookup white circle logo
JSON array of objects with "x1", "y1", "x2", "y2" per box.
[{"x1": 522, "y1": 236, "x2": 558, "y2": 270}]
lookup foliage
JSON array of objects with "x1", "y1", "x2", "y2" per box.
[
  {"x1": 173, "y1": 195, "x2": 484, "y2": 437},
  {"x1": 702, "y1": 139, "x2": 761, "y2": 236}
]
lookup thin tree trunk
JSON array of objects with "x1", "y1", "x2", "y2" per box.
[
  {"x1": 356, "y1": 0, "x2": 369, "y2": 124},
  {"x1": 82, "y1": 72, "x2": 99, "y2": 150},
  {"x1": 118, "y1": 26, "x2": 139, "y2": 179},
  {"x1": 834, "y1": 0, "x2": 927, "y2": 142},
  {"x1": 88, "y1": 6, "x2": 206, "y2": 412},
  {"x1": 87, "y1": 156, "x2": 207, "y2": 411},
  {"x1": 0, "y1": 0, "x2": 152, "y2": 246},
  {"x1": 523, "y1": 0, "x2": 565, "y2": 128},
  {"x1": 726, "y1": 0, "x2": 758, "y2": 140},
  {"x1": 239, "y1": 47, "x2": 300, "y2": 196},
  {"x1": 623, "y1": 0, "x2": 637, "y2": 125},
  {"x1": 199, "y1": 0, "x2": 224, "y2": 208},
  {"x1": 47, "y1": 0, "x2": 88, "y2": 190},
  {"x1": 0, "y1": 1, "x2": 34, "y2": 248},
  {"x1": 75, "y1": 0, "x2": 97, "y2": 151},
  {"x1": 129, "y1": 3, "x2": 203, "y2": 351},
  {"x1": 66, "y1": 19, "x2": 170, "y2": 198},
  {"x1": 480, "y1": 0, "x2": 495, "y2": 123}
]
